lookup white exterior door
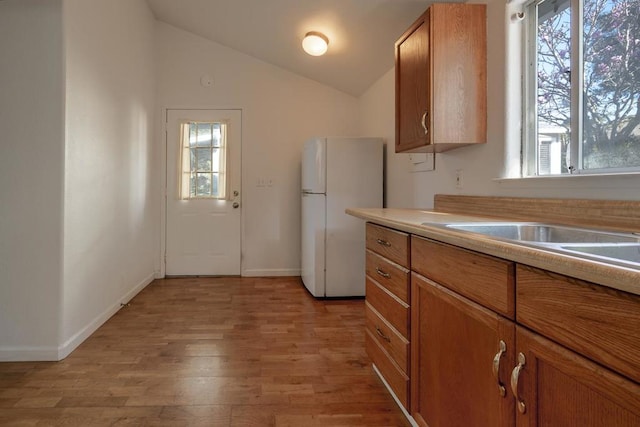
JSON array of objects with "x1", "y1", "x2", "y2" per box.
[{"x1": 165, "y1": 109, "x2": 241, "y2": 275}]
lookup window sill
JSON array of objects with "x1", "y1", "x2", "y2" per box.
[
  {"x1": 496, "y1": 171, "x2": 640, "y2": 181},
  {"x1": 493, "y1": 172, "x2": 640, "y2": 190}
]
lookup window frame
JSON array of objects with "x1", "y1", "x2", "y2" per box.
[{"x1": 522, "y1": 0, "x2": 640, "y2": 177}]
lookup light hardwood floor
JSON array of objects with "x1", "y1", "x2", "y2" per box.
[{"x1": 0, "y1": 277, "x2": 410, "y2": 426}]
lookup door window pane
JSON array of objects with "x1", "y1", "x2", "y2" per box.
[
  {"x1": 179, "y1": 121, "x2": 227, "y2": 199},
  {"x1": 196, "y1": 123, "x2": 212, "y2": 147}
]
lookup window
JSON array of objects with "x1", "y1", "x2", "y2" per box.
[
  {"x1": 523, "y1": 0, "x2": 640, "y2": 176},
  {"x1": 178, "y1": 121, "x2": 228, "y2": 199}
]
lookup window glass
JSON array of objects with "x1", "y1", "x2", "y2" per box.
[
  {"x1": 536, "y1": 0, "x2": 572, "y2": 175},
  {"x1": 582, "y1": 0, "x2": 640, "y2": 170},
  {"x1": 525, "y1": 0, "x2": 639, "y2": 175},
  {"x1": 179, "y1": 121, "x2": 227, "y2": 199}
]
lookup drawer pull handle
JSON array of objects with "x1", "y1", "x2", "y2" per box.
[
  {"x1": 375, "y1": 326, "x2": 391, "y2": 342},
  {"x1": 510, "y1": 352, "x2": 526, "y2": 414},
  {"x1": 376, "y1": 239, "x2": 391, "y2": 247},
  {"x1": 492, "y1": 340, "x2": 507, "y2": 397},
  {"x1": 375, "y1": 268, "x2": 391, "y2": 279}
]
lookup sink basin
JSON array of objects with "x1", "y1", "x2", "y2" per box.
[
  {"x1": 559, "y1": 244, "x2": 640, "y2": 267},
  {"x1": 435, "y1": 222, "x2": 639, "y2": 244},
  {"x1": 425, "y1": 221, "x2": 640, "y2": 269}
]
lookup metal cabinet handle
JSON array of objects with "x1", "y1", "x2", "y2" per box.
[
  {"x1": 492, "y1": 340, "x2": 507, "y2": 397},
  {"x1": 376, "y1": 268, "x2": 391, "y2": 279},
  {"x1": 510, "y1": 352, "x2": 527, "y2": 414},
  {"x1": 376, "y1": 239, "x2": 391, "y2": 247},
  {"x1": 375, "y1": 326, "x2": 391, "y2": 342},
  {"x1": 421, "y1": 111, "x2": 429, "y2": 136}
]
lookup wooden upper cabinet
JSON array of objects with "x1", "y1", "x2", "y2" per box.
[
  {"x1": 396, "y1": 9, "x2": 430, "y2": 153},
  {"x1": 395, "y1": 3, "x2": 487, "y2": 153}
]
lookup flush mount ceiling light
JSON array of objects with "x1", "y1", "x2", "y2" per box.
[{"x1": 302, "y1": 31, "x2": 329, "y2": 56}]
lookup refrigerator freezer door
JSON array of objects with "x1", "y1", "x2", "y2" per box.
[
  {"x1": 302, "y1": 138, "x2": 326, "y2": 194},
  {"x1": 301, "y1": 192, "x2": 326, "y2": 297}
]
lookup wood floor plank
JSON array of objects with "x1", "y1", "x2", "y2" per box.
[{"x1": 0, "y1": 277, "x2": 409, "y2": 426}]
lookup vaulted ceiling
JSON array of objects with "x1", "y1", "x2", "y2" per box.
[{"x1": 146, "y1": 0, "x2": 437, "y2": 96}]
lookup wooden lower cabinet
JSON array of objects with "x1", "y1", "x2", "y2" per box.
[
  {"x1": 365, "y1": 223, "x2": 411, "y2": 410},
  {"x1": 515, "y1": 326, "x2": 640, "y2": 427},
  {"x1": 411, "y1": 272, "x2": 515, "y2": 427},
  {"x1": 410, "y1": 271, "x2": 640, "y2": 427},
  {"x1": 366, "y1": 328, "x2": 410, "y2": 408},
  {"x1": 516, "y1": 264, "x2": 640, "y2": 384},
  {"x1": 365, "y1": 222, "x2": 640, "y2": 426}
]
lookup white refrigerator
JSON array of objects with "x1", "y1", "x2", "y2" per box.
[{"x1": 301, "y1": 137, "x2": 383, "y2": 297}]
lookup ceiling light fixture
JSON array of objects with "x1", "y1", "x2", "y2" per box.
[{"x1": 302, "y1": 31, "x2": 329, "y2": 56}]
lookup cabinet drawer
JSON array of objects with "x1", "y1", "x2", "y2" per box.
[
  {"x1": 366, "y1": 329, "x2": 409, "y2": 409},
  {"x1": 366, "y1": 249, "x2": 410, "y2": 303},
  {"x1": 366, "y1": 302, "x2": 409, "y2": 373},
  {"x1": 366, "y1": 277, "x2": 409, "y2": 338},
  {"x1": 366, "y1": 223, "x2": 410, "y2": 268},
  {"x1": 517, "y1": 265, "x2": 640, "y2": 383},
  {"x1": 412, "y1": 236, "x2": 515, "y2": 319}
]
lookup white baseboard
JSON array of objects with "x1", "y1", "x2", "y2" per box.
[
  {"x1": 56, "y1": 272, "x2": 155, "y2": 360},
  {"x1": 0, "y1": 346, "x2": 59, "y2": 362},
  {"x1": 372, "y1": 364, "x2": 419, "y2": 427},
  {"x1": 241, "y1": 268, "x2": 300, "y2": 277},
  {"x1": 0, "y1": 273, "x2": 155, "y2": 362}
]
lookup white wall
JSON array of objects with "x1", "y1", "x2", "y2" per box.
[
  {"x1": 156, "y1": 23, "x2": 361, "y2": 276},
  {"x1": 0, "y1": 0, "x2": 65, "y2": 360},
  {"x1": 360, "y1": 0, "x2": 640, "y2": 208},
  {"x1": 358, "y1": 68, "x2": 415, "y2": 208},
  {"x1": 61, "y1": 0, "x2": 158, "y2": 356}
]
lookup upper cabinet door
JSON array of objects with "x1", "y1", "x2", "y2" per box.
[
  {"x1": 395, "y1": 4, "x2": 487, "y2": 153},
  {"x1": 395, "y1": 10, "x2": 431, "y2": 153}
]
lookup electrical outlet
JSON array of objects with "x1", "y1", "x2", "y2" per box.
[{"x1": 455, "y1": 169, "x2": 463, "y2": 189}]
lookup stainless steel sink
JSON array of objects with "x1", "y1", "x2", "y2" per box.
[
  {"x1": 559, "y1": 244, "x2": 640, "y2": 267},
  {"x1": 436, "y1": 222, "x2": 639, "y2": 244},
  {"x1": 425, "y1": 221, "x2": 640, "y2": 269}
]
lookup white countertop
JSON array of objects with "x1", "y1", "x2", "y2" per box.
[{"x1": 347, "y1": 208, "x2": 640, "y2": 296}]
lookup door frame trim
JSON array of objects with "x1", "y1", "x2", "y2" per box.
[{"x1": 160, "y1": 106, "x2": 243, "y2": 277}]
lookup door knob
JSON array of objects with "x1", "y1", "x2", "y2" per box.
[
  {"x1": 233, "y1": 190, "x2": 239, "y2": 197},
  {"x1": 232, "y1": 202, "x2": 239, "y2": 209}
]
